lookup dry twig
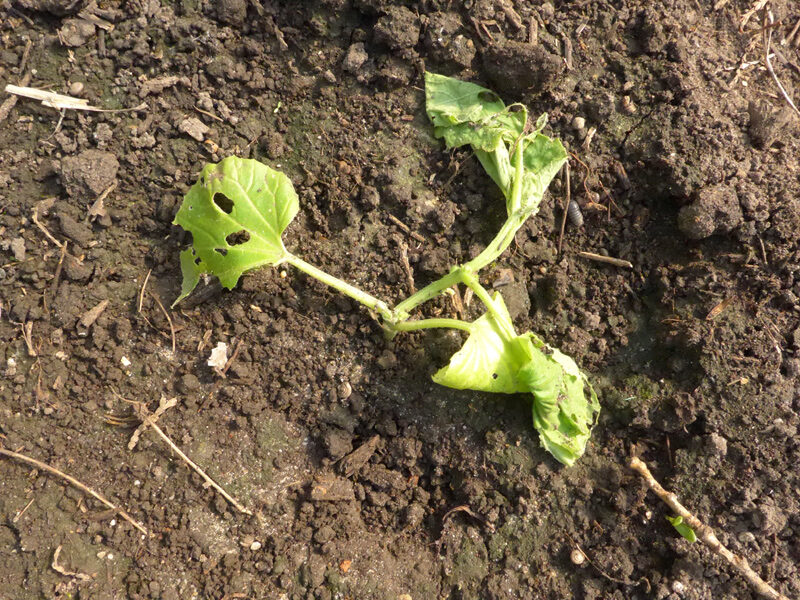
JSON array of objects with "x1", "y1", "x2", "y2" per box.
[
  {"x1": 148, "y1": 290, "x2": 176, "y2": 354},
  {"x1": 32, "y1": 200, "x2": 63, "y2": 248},
  {"x1": 630, "y1": 457, "x2": 790, "y2": 600},
  {"x1": 398, "y1": 240, "x2": 416, "y2": 294},
  {"x1": 557, "y1": 161, "x2": 571, "y2": 256},
  {"x1": 4, "y1": 84, "x2": 146, "y2": 112},
  {"x1": 0, "y1": 445, "x2": 148, "y2": 535},
  {"x1": 109, "y1": 394, "x2": 252, "y2": 516},
  {"x1": 764, "y1": 11, "x2": 800, "y2": 119},
  {"x1": 52, "y1": 545, "x2": 93, "y2": 581},
  {"x1": 577, "y1": 251, "x2": 633, "y2": 269}
]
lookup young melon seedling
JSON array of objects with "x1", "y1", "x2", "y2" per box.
[{"x1": 172, "y1": 73, "x2": 599, "y2": 466}]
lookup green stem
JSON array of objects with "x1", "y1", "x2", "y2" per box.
[
  {"x1": 463, "y1": 210, "x2": 526, "y2": 273},
  {"x1": 391, "y1": 269, "x2": 464, "y2": 321},
  {"x1": 465, "y1": 140, "x2": 526, "y2": 272},
  {"x1": 284, "y1": 253, "x2": 393, "y2": 322},
  {"x1": 389, "y1": 141, "x2": 531, "y2": 321},
  {"x1": 459, "y1": 269, "x2": 517, "y2": 341},
  {"x1": 392, "y1": 318, "x2": 474, "y2": 333}
]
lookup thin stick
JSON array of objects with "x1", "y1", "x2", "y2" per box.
[
  {"x1": 764, "y1": 11, "x2": 800, "y2": 119},
  {"x1": 147, "y1": 290, "x2": 176, "y2": 354},
  {"x1": 194, "y1": 105, "x2": 224, "y2": 122},
  {"x1": 398, "y1": 241, "x2": 416, "y2": 294},
  {"x1": 13, "y1": 497, "x2": 35, "y2": 523},
  {"x1": 0, "y1": 71, "x2": 32, "y2": 124},
  {"x1": 0, "y1": 446, "x2": 149, "y2": 536},
  {"x1": 577, "y1": 251, "x2": 633, "y2": 269},
  {"x1": 49, "y1": 241, "x2": 68, "y2": 304},
  {"x1": 557, "y1": 161, "x2": 570, "y2": 256},
  {"x1": 149, "y1": 421, "x2": 251, "y2": 515},
  {"x1": 221, "y1": 338, "x2": 243, "y2": 376},
  {"x1": 387, "y1": 213, "x2": 426, "y2": 243},
  {"x1": 786, "y1": 17, "x2": 800, "y2": 46},
  {"x1": 629, "y1": 457, "x2": 790, "y2": 600},
  {"x1": 137, "y1": 269, "x2": 152, "y2": 313},
  {"x1": 32, "y1": 201, "x2": 63, "y2": 248},
  {"x1": 52, "y1": 545, "x2": 93, "y2": 581},
  {"x1": 4, "y1": 84, "x2": 147, "y2": 112},
  {"x1": 119, "y1": 394, "x2": 252, "y2": 516}
]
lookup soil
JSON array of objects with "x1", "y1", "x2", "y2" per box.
[{"x1": 1, "y1": 1, "x2": 799, "y2": 599}]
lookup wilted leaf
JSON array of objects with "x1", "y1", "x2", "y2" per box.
[{"x1": 433, "y1": 293, "x2": 529, "y2": 394}]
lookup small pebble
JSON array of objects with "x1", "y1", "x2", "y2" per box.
[
  {"x1": 250, "y1": 541, "x2": 262, "y2": 551},
  {"x1": 737, "y1": 531, "x2": 756, "y2": 544},
  {"x1": 337, "y1": 381, "x2": 352, "y2": 400},
  {"x1": 670, "y1": 580, "x2": 686, "y2": 595},
  {"x1": 68, "y1": 81, "x2": 84, "y2": 96},
  {"x1": 621, "y1": 95, "x2": 637, "y2": 114},
  {"x1": 570, "y1": 549, "x2": 585, "y2": 565},
  {"x1": 572, "y1": 116, "x2": 586, "y2": 131}
]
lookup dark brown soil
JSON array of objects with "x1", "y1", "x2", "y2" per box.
[{"x1": 1, "y1": 1, "x2": 799, "y2": 599}]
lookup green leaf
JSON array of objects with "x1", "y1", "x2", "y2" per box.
[
  {"x1": 433, "y1": 293, "x2": 530, "y2": 394},
  {"x1": 425, "y1": 71, "x2": 507, "y2": 132},
  {"x1": 666, "y1": 516, "x2": 697, "y2": 542},
  {"x1": 518, "y1": 337, "x2": 600, "y2": 466},
  {"x1": 172, "y1": 156, "x2": 298, "y2": 306},
  {"x1": 425, "y1": 72, "x2": 566, "y2": 218},
  {"x1": 431, "y1": 285, "x2": 599, "y2": 466},
  {"x1": 516, "y1": 133, "x2": 568, "y2": 215}
]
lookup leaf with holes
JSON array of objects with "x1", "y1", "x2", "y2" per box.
[
  {"x1": 172, "y1": 156, "x2": 298, "y2": 306},
  {"x1": 518, "y1": 338, "x2": 600, "y2": 467}
]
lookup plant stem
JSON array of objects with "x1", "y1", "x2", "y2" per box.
[
  {"x1": 284, "y1": 254, "x2": 393, "y2": 322},
  {"x1": 392, "y1": 317, "x2": 473, "y2": 333},
  {"x1": 465, "y1": 141, "x2": 526, "y2": 272},
  {"x1": 391, "y1": 268, "x2": 464, "y2": 320},
  {"x1": 389, "y1": 141, "x2": 533, "y2": 321},
  {"x1": 459, "y1": 269, "x2": 516, "y2": 340},
  {"x1": 463, "y1": 210, "x2": 526, "y2": 273}
]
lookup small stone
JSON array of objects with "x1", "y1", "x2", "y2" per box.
[
  {"x1": 179, "y1": 373, "x2": 201, "y2": 392},
  {"x1": 706, "y1": 433, "x2": 728, "y2": 457},
  {"x1": 216, "y1": 0, "x2": 247, "y2": 26},
  {"x1": 249, "y1": 541, "x2": 262, "y2": 551},
  {"x1": 178, "y1": 117, "x2": 209, "y2": 142},
  {"x1": 131, "y1": 132, "x2": 157, "y2": 149},
  {"x1": 61, "y1": 149, "x2": 119, "y2": 197},
  {"x1": 68, "y1": 81, "x2": 84, "y2": 96},
  {"x1": 737, "y1": 531, "x2": 756, "y2": 544},
  {"x1": 313, "y1": 525, "x2": 335, "y2": 545},
  {"x1": 58, "y1": 214, "x2": 93, "y2": 247},
  {"x1": 572, "y1": 116, "x2": 586, "y2": 131},
  {"x1": 670, "y1": 580, "x2": 686, "y2": 595},
  {"x1": 343, "y1": 43, "x2": 369, "y2": 72},
  {"x1": 783, "y1": 358, "x2": 800, "y2": 378},
  {"x1": 404, "y1": 503, "x2": 425, "y2": 528},
  {"x1": 59, "y1": 19, "x2": 95, "y2": 47},
  {"x1": 570, "y1": 548, "x2": 586, "y2": 565},
  {"x1": 93, "y1": 123, "x2": 113, "y2": 146},
  {"x1": 9, "y1": 237, "x2": 25, "y2": 261}
]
